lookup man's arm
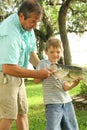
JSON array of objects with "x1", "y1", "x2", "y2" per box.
[
  {"x1": 29, "y1": 52, "x2": 40, "y2": 67},
  {"x1": 2, "y1": 64, "x2": 51, "y2": 79}
]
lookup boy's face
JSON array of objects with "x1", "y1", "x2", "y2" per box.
[{"x1": 46, "y1": 46, "x2": 62, "y2": 63}]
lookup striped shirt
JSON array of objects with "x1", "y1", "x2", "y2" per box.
[{"x1": 36, "y1": 59, "x2": 72, "y2": 104}]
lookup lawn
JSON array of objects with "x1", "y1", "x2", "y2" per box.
[{"x1": 11, "y1": 79, "x2": 87, "y2": 130}]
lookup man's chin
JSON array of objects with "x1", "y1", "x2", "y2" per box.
[{"x1": 24, "y1": 28, "x2": 32, "y2": 31}]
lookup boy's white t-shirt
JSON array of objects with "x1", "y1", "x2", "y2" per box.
[{"x1": 36, "y1": 59, "x2": 72, "y2": 105}]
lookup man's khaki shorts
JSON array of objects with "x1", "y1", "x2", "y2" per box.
[{"x1": 0, "y1": 72, "x2": 28, "y2": 120}]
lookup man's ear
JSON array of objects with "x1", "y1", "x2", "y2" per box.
[{"x1": 19, "y1": 13, "x2": 24, "y2": 21}]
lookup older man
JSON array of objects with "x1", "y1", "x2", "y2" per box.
[{"x1": 0, "y1": 0, "x2": 51, "y2": 130}]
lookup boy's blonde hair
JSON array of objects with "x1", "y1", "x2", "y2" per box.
[{"x1": 45, "y1": 37, "x2": 63, "y2": 52}]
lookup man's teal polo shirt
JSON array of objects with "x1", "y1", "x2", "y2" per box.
[{"x1": 0, "y1": 13, "x2": 37, "y2": 70}]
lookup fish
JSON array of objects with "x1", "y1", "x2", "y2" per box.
[{"x1": 50, "y1": 63, "x2": 87, "y2": 84}]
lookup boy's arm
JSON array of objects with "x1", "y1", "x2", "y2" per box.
[
  {"x1": 34, "y1": 78, "x2": 41, "y2": 83},
  {"x1": 62, "y1": 77, "x2": 82, "y2": 91}
]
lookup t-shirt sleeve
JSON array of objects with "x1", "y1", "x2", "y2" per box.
[{"x1": 36, "y1": 60, "x2": 47, "y2": 70}]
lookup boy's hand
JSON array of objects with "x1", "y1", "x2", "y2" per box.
[{"x1": 73, "y1": 77, "x2": 82, "y2": 86}]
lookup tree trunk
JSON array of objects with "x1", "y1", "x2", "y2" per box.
[{"x1": 58, "y1": 0, "x2": 73, "y2": 65}]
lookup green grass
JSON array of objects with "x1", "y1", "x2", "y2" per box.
[
  {"x1": 26, "y1": 80, "x2": 46, "y2": 130},
  {"x1": 76, "y1": 110, "x2": 87, "y2": 130},
  {"x1": 11, "y1": 80, "x2": 87, "y2": 130}
]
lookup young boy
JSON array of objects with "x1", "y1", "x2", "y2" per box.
[{"x1": 34, "y1": 37, "x2": 81, "y2": 130}]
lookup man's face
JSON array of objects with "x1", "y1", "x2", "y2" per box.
[{"x1": 19, "y1": 12, "x2": 41, "y2": 30}]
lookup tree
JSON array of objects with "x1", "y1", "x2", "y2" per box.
[
  {"x1": 58, "y1": 0, "x2": 73, "y2": 65},
  {"x1": 36, "y1": 0, "x2": 87, "y2": 64},
  {"x1": 58, "y1": 0, "x2": 87, "y2": 65},
  {"x1": 0, "y1": 0, "x2": 87, "y2": 64}
]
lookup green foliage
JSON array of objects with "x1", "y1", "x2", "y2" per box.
[
  {"x1": 41, "y1": 2, "x2": 59, "y2": 35},
  {"x1": 67, "y1": 1, "x2": 87, "y2": 33},
  {"x1": 0, "y1": 0, "x2": 21, "y2": 21},
  {"x1": 1, "y1": 0, "x2": 87, "y2": 33},
  {"x1": 80, "y1": 81, "x2": 87, "y2": 95}
]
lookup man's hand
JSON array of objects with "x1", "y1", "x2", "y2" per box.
[{"x1": 37, "y1": 68, "x2": 52, "y2": 79}]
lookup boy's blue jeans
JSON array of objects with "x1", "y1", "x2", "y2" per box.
[{"x1": 45, "y1": 102, "x2": 79, "y2": 130}]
